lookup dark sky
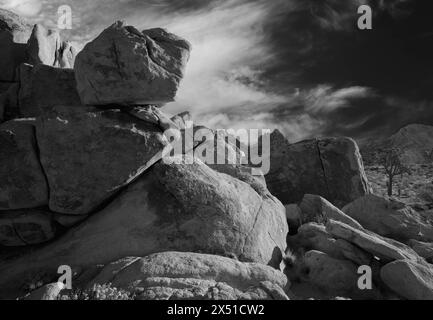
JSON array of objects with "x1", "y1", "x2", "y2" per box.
[{"x1": 2, "y1": 0, "x2": 433, "y2": 143}]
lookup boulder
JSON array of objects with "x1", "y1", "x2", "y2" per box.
[
  {"x1": 0, "y1": 9, "x2": 32, "y2": 81},
  {"x1": 265, "y1": 136, "x2": 370, "y2": 207},
  {"x1": 26, "y1": 24, "x2": 76, "y2": 68},
  {"x1": 381, "y1": 260, "x2": 433, "y2": 300},
  {"x1": 36, "y1": 105, "x2": 167, "y2": 214},
  {"x1": 86, "y1": 252, "x2": 289, "y2": 300},
  {"x1": 0, "y1": 121, "x2": 48, "y2": 209},
  {"x1": 343, "y1": 194, "x2": 433, "y2": 242},
  {"x1": 303, "y1": 250, "x2": 360, "y2": 297},
  {"x1": 23, "y1": 282, "x2": 65, "y2": 300},
  {"x1": 408, "y1": 240, "x2": 433, "y2": 262},
  {"x1": 326, "y1": 219, "x2": 422, "y2": 263},
  {"x1": 0, "y1": 156, "x2": 287, "y2": 298},
  {"x1": 74, "y1": 21, "x2": 191, "y2": 106},
  {"x1": 299, "y1": 194, "x2": 363, "y2": 229},
  {"x1": 0, "y1": 209, "x2": 56, "y2": 246},
  {"x1": 290, "y1": 223, "x2": 372, "y2": 266},
  {"x1": 18, "y1": 63, "x2": 82, "y2": 117}
]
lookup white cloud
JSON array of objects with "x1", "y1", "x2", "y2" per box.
[
  {"x1": 125, "y1": 0, "x2": 291, "y2": 121},
  {"x1": 304, "y1": 85, "x2": 373, "y2": 113},
  {"x1": 0, "y1": 0, "x2": 42, "y2": 16}
]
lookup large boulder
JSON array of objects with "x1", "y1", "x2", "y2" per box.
[
  {"x1": 0, "y1": 120, "x2": 48, "y2": 209},
  {"x1": 0, "y1": 9, "x2": 31, "y2": 82},
  {"x1": 0, "y1": 156, "x2": 288, "y2": 298},
  {"x1": 265, "y1": 136, "x2": 370, "y2": 207},
  {"x1": 343, "y1": 194, "x2": 433, "y2": 242},
  {"x1": 299, "y1": 194, "x2": 363, "y2": 229},
  {"x1": 74, "y1": 21, "x2": 191, "y2": 106},
  {"x1": 26, "y1": 24, "x2": 76, "y2": 68},
  {"x1": 18, "y1": 64, "x2": 82, "y2": 117},
  {"x1": 35, "y1": 105, "x2": 167, "y2": 214},
  {"x1": 326, "y1": 219, "x2": 422, "y2": 263},
  {"x1": 381, "y1": 260, "x2": 433, "y2": 300},
  {"x1": 302, "y1": 250, "x2": 360, "y2": 297},
  {"x1": 86, "y1": 252, "x2": 289, "y2": 300}
]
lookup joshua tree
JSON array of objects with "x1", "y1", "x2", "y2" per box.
[{"x1": 376, "y1": 148, "x2": 411, "y2": 196}]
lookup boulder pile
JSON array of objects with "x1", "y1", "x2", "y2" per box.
[{"x1": 1, "y1": 10, "x2": 433, "y2": 301}]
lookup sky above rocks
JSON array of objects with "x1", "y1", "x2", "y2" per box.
[{"x1": 1, "y1": 0, "x2": 433, "y2": 144}]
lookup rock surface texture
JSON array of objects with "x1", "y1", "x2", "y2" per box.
[
  {"x1": 18, "y1": 64, "x2": 82, "y2": 117},
  {"x1": 87, "y1": 252, "x2": 289, "y2": 300},
  {"x1": 36, "y1": 105, "x2": 167, "y2": 214},
  {"x1": 0, "y1": 120, "x2": 48, "y2": 210}
]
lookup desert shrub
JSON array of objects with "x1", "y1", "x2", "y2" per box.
[{"x1": 58, "y1": 283, "x2": 134, "y2": 300}]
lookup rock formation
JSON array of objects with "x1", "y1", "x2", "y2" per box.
[{"x1": 1, "y1": 9, "x2": 433, "y2": 301}]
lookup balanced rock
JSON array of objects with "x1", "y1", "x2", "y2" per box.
[
  {"x1": 36, "y1": 105, "x2": 167, "y2": 214},
  {"x1": 74, "y1": 21, "x2": 191, "y2": 106},
  {"x1": 265, "y1": 136, "x2": 370, "y2": 208},
  {"x1": 343, "y1": 194, "x2": 433, "y2": 242},
  {"x1": 0, "y1": 9, "x2": 31, "y2": 81},
  {"x1": 87, "y1": 252, "x2": 289, "y2": 300},
  {"x1": 381, "y1": 259, "x2": 433, "y2": 300},
  {"x1": 26, "y1": 24, "x2": 76, "y2": 68},
  {"x1": 0, "y1": 120, "x2": 48, "y2": 209},
  {"x1": 18, "y1": 64, "x2": 81, "y2": 117},
  {"x1": 0, "y1": 156, "x2": 287, "y2": 298}
]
